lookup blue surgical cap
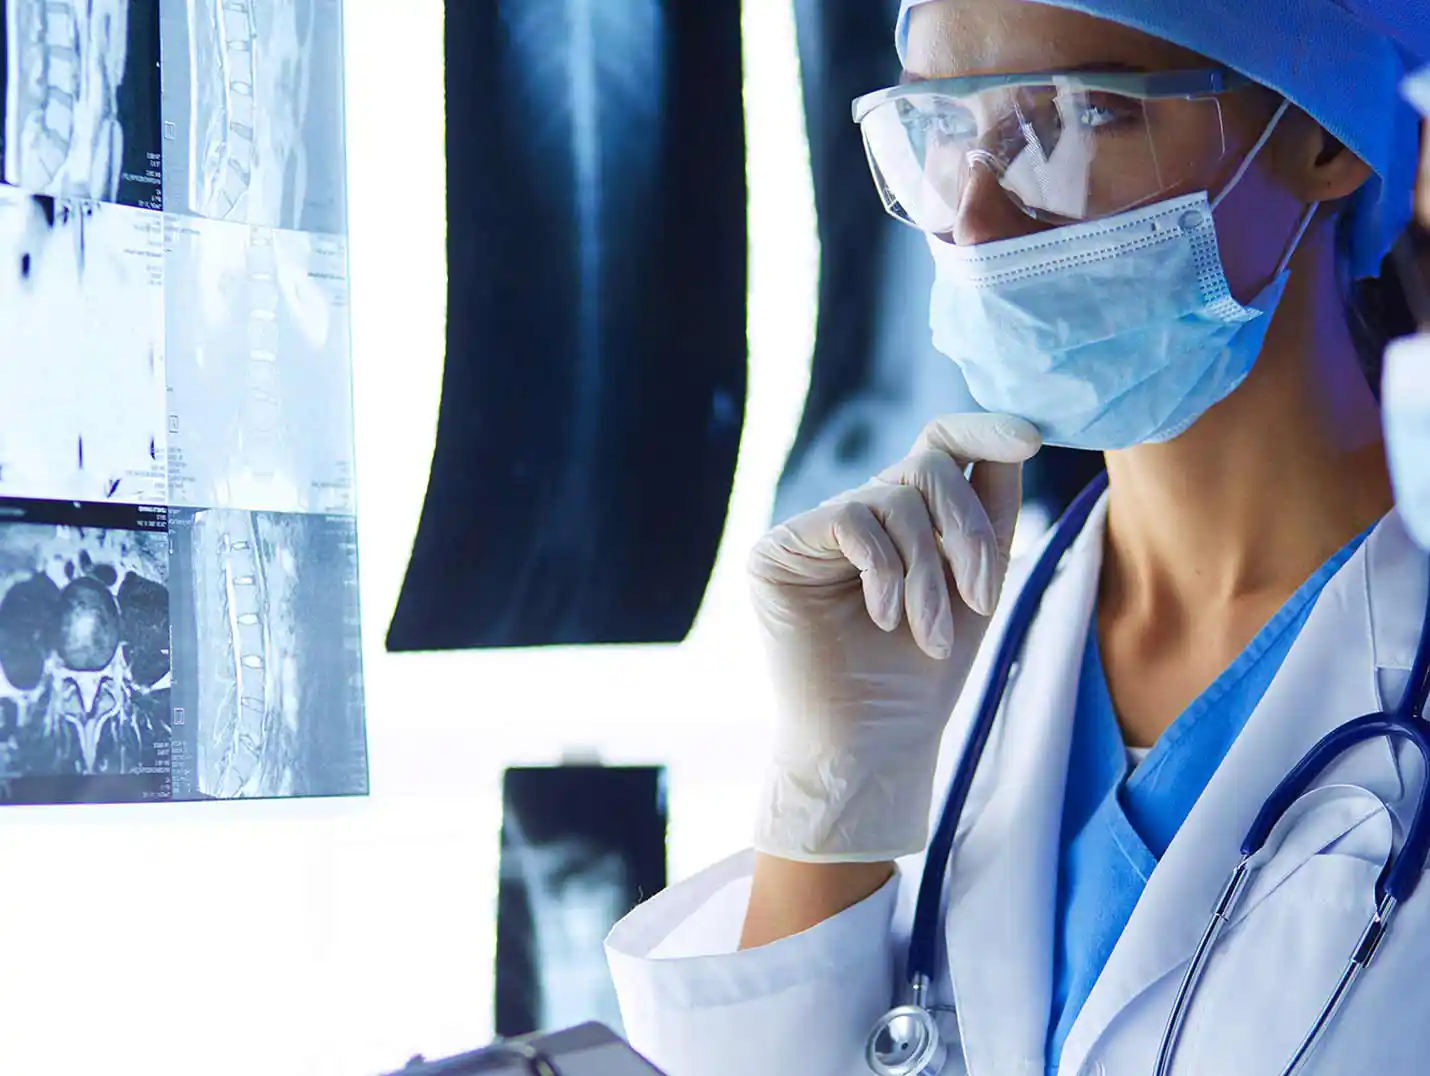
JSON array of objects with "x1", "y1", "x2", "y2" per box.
[{"x1": 894, "y1": 0, "x2": 1427, "y2": 278}]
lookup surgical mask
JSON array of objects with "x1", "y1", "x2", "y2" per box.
[
  {"x1": 928, "y1": 101, "x2": 1318, "y2": 450},
  {"x1": 1384, "y1": 333, "x2": 1430, "y2": 551}
]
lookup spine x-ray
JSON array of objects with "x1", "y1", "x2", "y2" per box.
[
  {"x1": 160, "y1": 0, "x2": 347, "y2": 233},
  {"x1": 388, "y1": 0, "x2": 747, "y2": 652},
  {"x1": 0, "y1": 0, "x2": 366, "y2": 806},
  {"x1": 496, "y1": 766, "x2": 668, "y2": 1039},
  {"x1": 1, "y1": 0, "x2": 164, "y2": 208},
  {"x1": 167, "y1": 507, "x2": 365, "y2": 800}
]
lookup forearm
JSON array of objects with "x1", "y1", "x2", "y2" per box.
[{"x1": 738, "y1": 853, "x2": 895, "y2": 949}]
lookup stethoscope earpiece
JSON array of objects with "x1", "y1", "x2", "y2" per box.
[{"x1": 865, "y1": 1004, "x2": 946, "y2": 1076}]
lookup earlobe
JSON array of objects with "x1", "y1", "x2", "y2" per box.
[
  {"x1": 1268, "y1": 107, "x2": 1373, "y2": 205},
  {"x1": 1306, "y1": 123, "x2": 1374, "y2": 204}
]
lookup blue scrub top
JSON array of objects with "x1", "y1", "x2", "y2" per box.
[{"x1": 1044, "y1": 524, "x2": 1375, "y2": 1074}]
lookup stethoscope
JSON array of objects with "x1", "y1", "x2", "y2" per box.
[{"x1": 865, "y1": 471, "x2": 1430, "y2": 1076}]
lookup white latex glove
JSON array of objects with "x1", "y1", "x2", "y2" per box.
[{"x1": 749, "y1": 412, "x2": 1043, "y2": 862}]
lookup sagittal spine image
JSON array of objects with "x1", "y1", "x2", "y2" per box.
[
  {"x1": 165, "y1": 215, "x2": 355, "y2": 515},
  {"x1": 169, "y1": 507, "x2": 365, "y2": 800},
  {"x1": 0, "y1": 499, "x2": 171, "y2": 802},
  {"x1": 161, "y1": 0, "x2": 346, "y2": 232},
  {"x1": 0, "y1": 188, "x2": 167, "y2": 505},
  {"x1": 1, "y1": 0, "x2": 163, "y2": 209}
]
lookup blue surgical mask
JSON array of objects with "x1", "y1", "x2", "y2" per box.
[
  {"x1": 927, "y1": 102, "x2": 1318, "y2": 450},
  {"x1": 1384, "y1": 333, "x2": 1430, "y2": 551}
]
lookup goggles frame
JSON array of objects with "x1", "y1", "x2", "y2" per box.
[
  {"x1": 851, "y1": 67, "x2": 1254, "y2": 125},
  {"x1": 850, "y1": 66, "x2": 1256, "y2": 231}
]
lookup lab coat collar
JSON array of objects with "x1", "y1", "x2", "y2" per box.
[
  {"x1": 940, "y1": 495, "x2": 1110, "y2": 1076},
  {"x1": 1055, "y1": 508, "x2": 1428, "y2": 1076}
]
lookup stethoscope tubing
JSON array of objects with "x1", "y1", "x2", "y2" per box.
[
  {"x1": 1155, "y1": 556, "x2": 1430, "y2": 1075},
  {"x1": 905, "y1": 470, "x2": 1109, "y2": 986},
  {"x1": 896, "y1": 469, "x2": 1430, "y2": 1076}
]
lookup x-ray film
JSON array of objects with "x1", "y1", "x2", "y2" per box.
[
  {"x1": 165, "y1": 216, "x2": 355, "y2": 514},
  {"x1": 160, "y1": 0, "x2": 347, "y2": 232},
  {"x1": 0, "y1": 0, "x2": 364, "y2": 808},
  {"x1": 496, "y1": 766, "x2": 668, "y2": 1040},
  {"x1": 0, "y1": 497, "x2": 171, "y2": 805},
  {"x1": 0, "y1": 188, "x2": 168, "y2": 505},
  {"x1": 1, "y1": 0, "x2": 164, "y2": 208},
  {"x1": 167, "y1": 507, "x2": 366, "y2": 800}
]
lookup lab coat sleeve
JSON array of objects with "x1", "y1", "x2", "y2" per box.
[
  {"x1": 603, "y1": 538, "x2": 1050, "y2": 1076},
  {"x1": 605, "y1": 848, "x2": 906, "y2": 1076}
]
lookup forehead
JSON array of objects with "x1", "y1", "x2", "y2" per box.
[{"x1": 904, "y1": 0, "x2": 1209, "y2": 79}]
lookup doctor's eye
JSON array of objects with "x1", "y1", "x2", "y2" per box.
[
  {"x1": 1078, "y1": 105, "x2": 1120, "y2": 128},
  {"x1": 1076, "y1": 94, "x2": 1143, "y2": 134},
  {"x1": 900, "y1": 99, "x2": 975, "y2": 143}
]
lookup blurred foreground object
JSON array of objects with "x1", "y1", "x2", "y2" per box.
[{"x1": 379, "y1": 1023, "x2": 666, "y2": 1075}]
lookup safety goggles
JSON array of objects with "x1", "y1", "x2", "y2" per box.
[{"x1": 851, "y1": 68, "x2": 1254, "y2": 234}]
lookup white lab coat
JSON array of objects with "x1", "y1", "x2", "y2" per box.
[{"x1": 605, "y1": 495, "x2": 1430, "y2": 1076}]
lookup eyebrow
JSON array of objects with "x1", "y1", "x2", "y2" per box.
[{"x1": 897, "y1": 60, "x2": 1152, "y2": 85}]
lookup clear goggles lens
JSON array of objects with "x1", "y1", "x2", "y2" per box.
[{"x1": 857, "y1": 79, "x2": 1232, "y2": 233}]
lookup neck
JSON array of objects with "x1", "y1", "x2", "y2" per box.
[{"x1": 1100, "y1": 229, "x2": 1394, "y2": 620}]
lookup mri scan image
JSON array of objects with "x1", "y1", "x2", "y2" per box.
[
  {"x1": 0, "y1": 189, "x2": 167, "y2": 506},
  {"x1": 1, "y1": 0, "x2": 163, "y2": 208},
  {"x1": 167, "y1": 507, "x2": 365, "y2": 800},
  {"x1": 165, "y1": 216, "x2": 354, "y2": 515},
  {"x1": 0, "y1": 499, "x2": 171, "y2": 805},
  {"x1": 0, "y1": 0, "x2": 365, "y2": 808},
  {"x1": 161, "y1": 0, "x2": 347, "y2": 232}
]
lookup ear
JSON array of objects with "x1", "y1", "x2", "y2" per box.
[{"x1": 1271, "y1": 105, "x2": 1374, "y2": 205}]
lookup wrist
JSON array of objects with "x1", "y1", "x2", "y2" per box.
[{"x1": 753, "y1": 743, "x2": 942, "y2": 861}]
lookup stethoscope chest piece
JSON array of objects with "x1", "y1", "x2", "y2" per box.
[{"x1": 866, "y1": 1004, "x2": 947, "y2": 1076}]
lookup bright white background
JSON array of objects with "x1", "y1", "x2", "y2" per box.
[{"x1": 0, "y1": 2, "x2": 821, "y2": 1074}]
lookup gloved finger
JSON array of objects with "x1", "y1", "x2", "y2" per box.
[
  {"x1": 749, "y1": 502, "x2": 906, "y2": 632},
  {"x1": 911, "y1": 412, "x2": 1043, "y2": 467},
  {"x1": 968, "y1": 459, "x2": 1024, "y2": 609},
  {"x1": 917, "y1": 412, "x2": 1040, "y2": 612},
  {"x1": 876, "y1": 448, "x2": 998, "y2": 618},
  {"x1": 828, "y1": 501, "x2": 906, "y2": 632},
  {"x1": 860, "y1": 483, "x2": 954, "y2": 660}
]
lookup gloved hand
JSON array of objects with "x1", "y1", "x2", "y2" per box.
[{"x1": 749, "y1": 413, "x2": 1043, "y2": 863}]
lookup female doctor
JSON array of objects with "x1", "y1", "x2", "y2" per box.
[{"x1": 606, "y1": 2, "x2": 1430, "y2": 1074}]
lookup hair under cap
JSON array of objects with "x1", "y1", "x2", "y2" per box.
[{"x1": 894, "y1": 0, "x2": 1426, "y2": 278}]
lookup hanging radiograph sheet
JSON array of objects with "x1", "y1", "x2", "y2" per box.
[
  {"x1": 386, "y1": 0, "x2": 748, "y2": 652},
  {"x1": 0, "y1": 0, "x2": 367, "y2": 806}
]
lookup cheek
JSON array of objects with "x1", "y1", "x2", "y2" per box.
[{"x1": 1209, "y1": 168, "x2": 1304, "y2": 305}]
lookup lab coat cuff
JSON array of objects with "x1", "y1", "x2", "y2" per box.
[{"x1": 605, "y1": 847, "x2": 901, "y2": 1012}]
